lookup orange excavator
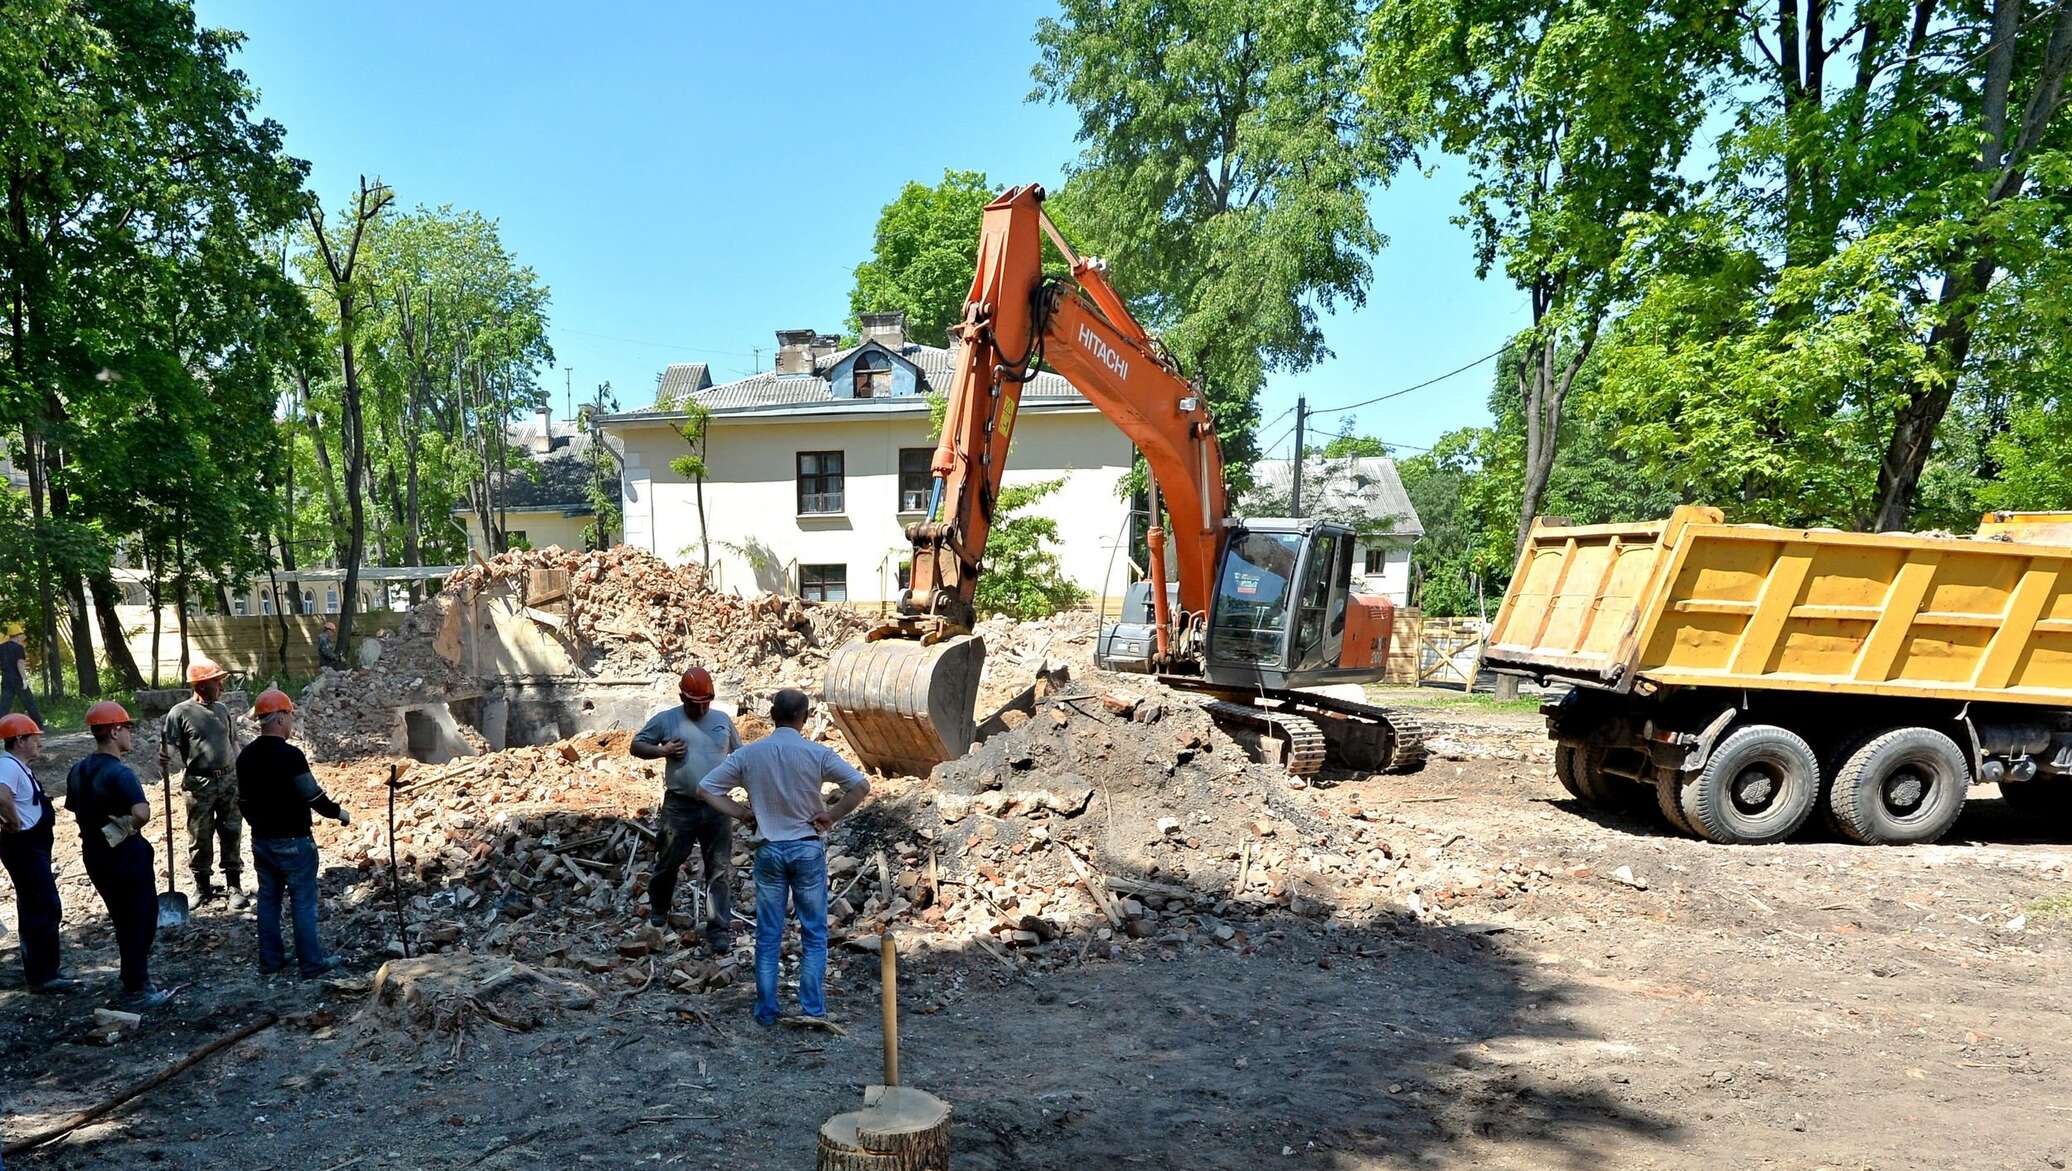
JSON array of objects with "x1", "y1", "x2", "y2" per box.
[{"x1": 825, "y1": 184, "x2": 1426, "y2": 778}]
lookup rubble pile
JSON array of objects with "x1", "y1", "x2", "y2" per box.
[
  {"x1": 970, "y1": 611, "x2": 1101, "y2": 714},
  {"x1": 297, "y1": 545, "x2": 870, "y2": 762},
  {"x1": 441, "y1": 545, "x2": 869, "y2": 680}
]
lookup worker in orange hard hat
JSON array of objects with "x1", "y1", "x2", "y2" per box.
[
  {"x1": 630, "y1": 665, "x2": 743, "y2": 950},
  {"x1": 316, "y1": 621, "x2": 346, "y2": 671},
  {"x1": 237, "y1": 687, "x2": 349, "y2": 978},
  {"x1": 159, "y1": 658, "x2": 248, "y2": 908},
  {"x1": 0, "y1": 712, "x2": 78, "y2": 993},
  {"x1": 66, "y1": 702, "x2": 172, "y2": 1008}
]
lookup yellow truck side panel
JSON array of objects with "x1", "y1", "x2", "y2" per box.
[{"x1": 1485, "y1": 506, "x2": 2072, "y2": 708}]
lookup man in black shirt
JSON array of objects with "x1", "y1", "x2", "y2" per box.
[
  {"x1": 65, "y1": 702, "x2": 171, "y2": 1009},
  {"x1": 0, "y1": 632, "x2": 41, "y2": 726},
  {"x1": 236, "y1": 688, "x2": 349, "y2": 977}
]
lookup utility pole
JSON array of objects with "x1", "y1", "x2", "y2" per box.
[
  {"x1": 563, "y1": 366, "x2": 572, "y2": 421},
  {"x1": 1290, "y1": 395, "x2": 1308, "y2": 517}
]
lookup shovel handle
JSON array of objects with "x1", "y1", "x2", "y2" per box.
[
  {"x1": 161, "y1": 763, "x2": 176, "y2": 895},
  {"x1": 881, "y1": 930, "x2": 899, "y2": 1087}
]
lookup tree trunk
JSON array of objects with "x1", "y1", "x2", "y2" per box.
[
  {"x1": 87, "y1": 573, "x2": 146, "y2": 690},
  {"x1": 173, "y1": 524, "x2": 192, "y2": 675},
  {"x1": 146, "y1": 550, "x2": 163, "y2": 690},
  {"x1": 816, "y1": 1087, "x2": 951, "y2": 1171},
  {"x1": 1510, "y1": 325, "x2": 1595, "y2": 561},
  {"x1": 44, "y1": 436, "x2": 100, "y2": 695},
  {"x1": 306, "y1": 406, "x2": 348, "y2": 564}
]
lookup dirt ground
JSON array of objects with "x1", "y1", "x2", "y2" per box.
[{"x1": 4, "y1": 689, "x2": 2070, "y2": 1169}]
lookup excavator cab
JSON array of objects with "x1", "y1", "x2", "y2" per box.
[{"x1": 1201, "y1": 519, "x2": 1366, "y2": 690}]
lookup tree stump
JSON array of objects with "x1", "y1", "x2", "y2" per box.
[{"x1": 816, "y1": 1085, "x2": 951, "y2": 1171}]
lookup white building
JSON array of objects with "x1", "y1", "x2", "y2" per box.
[
  {"x1": 597, "y1": 314, "x2": 1137, "y2": 607},
  {"x1": 1245, "y1": 456, "x2": 1423, "y2": 606}
]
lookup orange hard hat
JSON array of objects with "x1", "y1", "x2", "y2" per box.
[
  {"x1": 254, "y1": 687, "x2": 296, "y2": 716},
  {"x1": 0, "y1": 713, "x2": 42, "y2": 738},
  {"x1": 679, "y1": 667, "x2": 715, "y2": 700},
  {"x1": 187, "y1": 660, "x2": 229, "y2": 686},
  {"x1": 84, "y1": 701, "x2": 134, "y2": 728}
]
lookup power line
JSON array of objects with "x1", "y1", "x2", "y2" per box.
[{"x1": 1307, "y1": 343, "x2": 1510, "y2": 415}]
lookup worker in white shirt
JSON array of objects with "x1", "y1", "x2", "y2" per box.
[{"x1": 0, "y1": 713, "x2": 78, "y2": 993}]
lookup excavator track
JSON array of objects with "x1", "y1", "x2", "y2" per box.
[
  {"x1": 1201, "y1": 701, "x2": 1330, "y2": 777},
  {"x1": 1168, "y1": 677, "x2": 1428, "y2": 777}
]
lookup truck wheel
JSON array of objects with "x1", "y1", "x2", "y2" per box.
[
  {"x1": 1827, "y1": 728, "x2": 1970, "y2": 845},
  {"x1": 1558, "y1": 743, "x2": 1651, "y2": 809},
  {"x1": 1655, "y1": 771, "x2": 1697, "y2": 836},
  {"x1": 1680, "y1": 725, "x2": 1821, "y2": 845},
  {"x1": 1553, "y1": 743, "x2": 1590, "y2": 802}
]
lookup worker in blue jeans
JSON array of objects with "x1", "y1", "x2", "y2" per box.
[
  {"x1": 236, "y1": 689, "x2": 349, "y2": 977},
  {"x1": 696, "y1": 688, "x2": 869, "y2": 1024}
]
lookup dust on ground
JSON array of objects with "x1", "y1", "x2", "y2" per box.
[{"x1": 4, "y1": 674, "x2": 2070, "y2": 1170}]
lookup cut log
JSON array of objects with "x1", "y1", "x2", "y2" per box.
[{"x1": 816, "y1": 1085, "x2": 951, "y2": 1171}]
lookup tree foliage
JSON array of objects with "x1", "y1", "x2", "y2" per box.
[
  {"x1": 1033, "y1": 0, "x2": 1394, "y2": 489},
  {"x1": 847, "y1": 170, "x2": 995, "y2": 347}
]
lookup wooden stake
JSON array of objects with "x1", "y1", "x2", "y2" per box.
[{"x1": 880, "y1": 931, "x2": 899, "y2": 1088}]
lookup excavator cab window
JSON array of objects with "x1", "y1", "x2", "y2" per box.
[
  {"x1": 1291, "y1": 530, "x2": 1351, "y2": 670},
  {"x1": 1210, "y1": 531, "x2": 1303, "y2": 666}
]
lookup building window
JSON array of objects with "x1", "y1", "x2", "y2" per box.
[
  {"x1": 797, "y1": 451, "x2": 845, "y2": 514},
  {"x1": 852, "y1": 351, "x2": 892, "y2": 398},
  {"x1": 1364, "y1": 547, "x2": 1385, "y2": 575},
  {"x1": 896, "y1": 564, "x2": 912, "y2": 592},
  {"x1": 261, "y1": 592, "x2": 274, "y2": 616},
  {"x1": 301, "y1": 589, "x2": 315, "y2": 615},
  {"x1": 233, "y1": 595, "x2": 249, "y2": 617},
  {"x1": 799, "y1": 564, "x2": 847, "y2": 602},
  {"x1": 898, "y1": 448, "x2": 933, "y2": 513},
  {"x1": 324, "y1": 587, "x2": 340, "y2": 614}
]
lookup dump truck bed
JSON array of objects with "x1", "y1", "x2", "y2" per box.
[{"x1": 1484, "y1": 505, "x2": 2072, "y2": 707}]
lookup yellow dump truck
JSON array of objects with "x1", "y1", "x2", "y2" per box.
[{"x1": 1482, "y1": 506, "x2": 2072, "y2": 845}]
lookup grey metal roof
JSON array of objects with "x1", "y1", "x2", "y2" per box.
[
  {"x1": 670, "y1": 341, "x2": 1083, "y2": 414},
  {"x1": 1245, "y1": 457, "x2": 1424, "y2": 538},
  {"x1": 655, "y1": 362, "x2": 712, "y2": 408},
  {"x1": 448, "y1": 418, "x2": 597, "y2": 515}
]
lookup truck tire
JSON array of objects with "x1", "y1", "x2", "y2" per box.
[
  {"x1": 1557, "y1": 743, "x2": 1652, "y2": 810},
  {"x1": 1553, "y1": 743, "x2": 1590, "y2": 802},
  {"x1": 1680, "y1": 725, "x2": 1821, "y2": 845},
  {"x1": 1827, "y1": 727, "x2": 1970, "y2": 845},
  {"x1": 1655, "y1": 771, "x2": 1697, "y2": 836}
]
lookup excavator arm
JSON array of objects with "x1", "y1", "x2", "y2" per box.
[
  {"x1": 906, "y1": 184, "x2": 1228, "y2": 633},
  {"x1": 827, "y1": 184, "x2": 1230, "y2": 773}
]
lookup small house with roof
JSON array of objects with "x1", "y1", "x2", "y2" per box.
[
  {"x1": 1244, "y1": 456, "x2": 1424, "y2": 606},
  {"x1": 595, "y1": 312, "x2": 1136, "y2": 607},
  {"x1": 454, "y1": 406, "x2": 606, "y2": 557}
]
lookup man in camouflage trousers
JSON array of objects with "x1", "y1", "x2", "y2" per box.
[{"x1": 160, "y1": 659, "x2": 249, "y2": 909}]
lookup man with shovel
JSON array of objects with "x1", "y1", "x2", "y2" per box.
[
  {"x1": 237, "y1": 688, "x2": 348, "y2": 977},
  {"x1": 66, "y1": 702, "x2": 172, "y2": 1009},
  {"x1": 160, "y1": 660, "x2": 248, "y2": 909}
]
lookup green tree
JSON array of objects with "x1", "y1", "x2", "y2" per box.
[
  {"x1": 1032, "y1": 0, "x2": 1393, "y2": 490},
  {"x1": 974, "y1": 479, "x2": 1084, "y2": 620},
  {"x1": 1599, "y1": 0, "x2": 2072, "y2": 530},
  {"x1": 579, "y1": 382, "x2": 622, "y2": 550},
  {"x1": 1366, "y1": 0, "x2": 1737, "y2": 557},
  {"x1": 1, "y1": 0, "x2": 310, "y2": 695},
  {"x1": 1321, "y1": 415, "x2": 1388, "y2": 458},
  {"x1": 668, "y1": 401, "x2": 714, "y2": 572},
  {"x1": 848, "y1": 170, "x2": 995, "y2": 347}
]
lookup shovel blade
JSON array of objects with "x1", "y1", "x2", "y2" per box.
[{"x1": 157, "y1": 892, "x2": 190, "y2": 929}]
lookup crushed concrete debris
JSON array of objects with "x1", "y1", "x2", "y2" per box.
[{"x1": 296, "y1": 546, "x2": 868, "y2": 762}]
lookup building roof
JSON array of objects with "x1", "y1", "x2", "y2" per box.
[
  {"x1": 655, "y1": 362, "x2": 713, "y2": 408},
  {"x1": 1246, "y1": 457, "x2": 1424, "y2": 539},
  {"x1": 609, "y1": 339, "x2": 1085, "y2": 420},
  {"x1": 450, "y1": 415, "x2": 597, "y2": 516}
]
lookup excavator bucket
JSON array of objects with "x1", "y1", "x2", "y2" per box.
[{"x1": 824, "y1": 634, "x2": 987, "y2": 776}]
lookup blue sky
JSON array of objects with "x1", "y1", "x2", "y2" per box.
[{"x1": 198, "y1": 0, "x2": 1525, "y2": 457}]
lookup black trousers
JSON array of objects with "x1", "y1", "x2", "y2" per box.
[
  {"x1": 0, "y1": 816, "x2": 61, "y2": 986},
  {"x1": 83, "y1": 834, "x2": 157, "y2": 993},
  {"x1": 650, "y1": 791, "x2": 733, "y2": 935}
]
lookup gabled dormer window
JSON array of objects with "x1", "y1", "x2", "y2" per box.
[{"x1": 853, "y1": 350, "x2": 892, "y2": 398}]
